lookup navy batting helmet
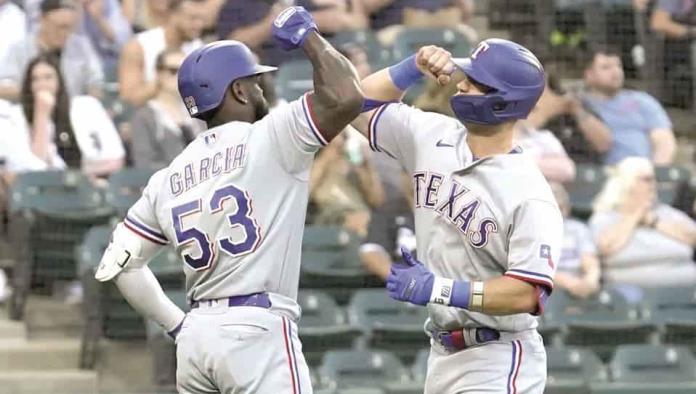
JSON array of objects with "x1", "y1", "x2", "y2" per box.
[
  {"x1": 449, "y1": 39, "x2": 545, "y2": 125},
  {"x1": 178, "y1": 41, "x2": 277, "y2": 119}
]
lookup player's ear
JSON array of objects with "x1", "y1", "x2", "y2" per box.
[{"x1": 230, "y1": 80, "x2": 249, "y2": 105}]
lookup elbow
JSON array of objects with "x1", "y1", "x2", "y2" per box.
[
  {"x1": 336, "y1": 88, "x2": 364, "y2": 121},
  {"x1": 515, "y1": 288, "x2": 541, "y2": 315}
]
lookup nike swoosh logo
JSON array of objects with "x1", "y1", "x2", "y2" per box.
[{"x1": 436, "y1": 139, "x2": 454, "y2": 147}]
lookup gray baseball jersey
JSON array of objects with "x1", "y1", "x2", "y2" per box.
[
  {"x1": 124, "y1": 94, "x2": 327, "y2": 317},
  {"x1": 368, "y1": 103, "x2": 563, "y2": 332}
]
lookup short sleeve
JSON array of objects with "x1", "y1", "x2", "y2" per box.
[
  {"x1": 657, "y1": 205, "x2": 696, "y2": 233},
  {"x1": 656, "y1": 0, "x2": 683, "y2": 15},
  {"x1": 504, "y1": 199, "x2": 564, "y2": 291},
  {"x1": 266, "y1": 93, "x2": 331, "y2": 175},
  {"x1": 124, "y1": 170, "x2": 170, "y2": 246},
  {"x1": 588, "y1": 211, "x2": 621, "y2": 242},
  {"x1": 368, "y1": 103, "x2": 456, "y2": 173},
  {"x1": 638, "y1": 92, "x2": 672, "y2": 131}
]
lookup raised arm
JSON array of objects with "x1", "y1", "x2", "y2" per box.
[{"x1": 273, "y1": 6, "x2": 364, "y2": 139}]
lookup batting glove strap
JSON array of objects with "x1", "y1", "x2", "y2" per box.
[
  {"x1": 430, "y1": 278, "x2": 480, "y2": 310},
  {"x1": 429, "y1": 277, "x2": 454, "y2": 305}
]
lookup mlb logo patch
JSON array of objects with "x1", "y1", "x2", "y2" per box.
[
  {"x1": 540, "y1": 244, "x2": 554, "y2": 269},
  {"x1": 204, "y1": 133, "x2": 217, "y2": 145}
]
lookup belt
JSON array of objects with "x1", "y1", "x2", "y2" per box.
[
  {"x1": 191, "y1": 292, "x2": 272, "y2": 309},
  {"x1": 430, "y1": 327, "x2": 500, "y2": 352}
]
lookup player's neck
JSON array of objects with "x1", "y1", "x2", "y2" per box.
[{"x1": 465, "y1": 123, "x2": 516, "y2": 159}]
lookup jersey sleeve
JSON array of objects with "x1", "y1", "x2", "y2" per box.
[
  {"x1": 266, "y1": 93, "x2": 331, "y2": 175},
  {"x1": 368, "y1": 102, "x2": 457, "y2": 173},
  {"x1": 123, "y1": 169, "x2": 170, "y2": 246},
  {"x1": 504, "y1": 199, "x2": 563, "y2": 292}
]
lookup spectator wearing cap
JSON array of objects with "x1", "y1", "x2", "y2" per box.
[
  {"x1": 216, "y1": 1, "x2": 285, "y2": 66},
  {"x1": 651, "y1": 0, "x2": 696, "y2": 107},
  {"x1": 295, "y1": 0, "x2": 369, "y2": 36},
  {"x1": 130, "y1": 49, "x2": 204, "y2": 169},
  {"x1": 0, "y1": 55, "x2": 124, "y2": 177},
  {"x1": 119, "y1": 0, "x2": 206, "y2": 106},
  {"x1": 581, "y1": 46, "x2": 676, "y2": 166},
  {"x1": 0, "y1": 0, "x2": 104, "y2": 101}
]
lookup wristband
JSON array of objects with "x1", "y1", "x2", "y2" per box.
[
  {"x1": 167, "y1": 318, "x2": 185, "y2": 340},
  {"x1": 470, "y1": 281, "x2": 484, "y2": 312},
  {"x1": 388, "y1": 55, "x2": 423, "y2": 91},
  {"x1": 430, "y1": 277, "x2": 454, "y2": 305}
]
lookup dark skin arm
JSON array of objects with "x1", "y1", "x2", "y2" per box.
[{"x1": 301, "y1": 31, "x2": 364, "y2": 140}]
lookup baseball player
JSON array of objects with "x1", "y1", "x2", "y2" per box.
[
  {"x1": 351, "y1": 39, "x2": 563, "y2": 393},
  {"x1": 94, "y1": 6, "x2": 363, "y2": 393}
]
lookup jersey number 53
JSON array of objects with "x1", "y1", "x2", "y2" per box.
[{"x1": 170, "y1": 184, "x2": 262, "y2": 271}]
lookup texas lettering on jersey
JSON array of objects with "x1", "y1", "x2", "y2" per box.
[{"x1": 413, "y1": 171, "x2": 497, "y2": 248}]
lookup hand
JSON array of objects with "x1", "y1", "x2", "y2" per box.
[
  {"x1": 272, "y1": 6, "x2": 318, "y2": 51},
  {"x1": 34, "y1": 90, "x2": 56, "y2": 116},
  {"x1": 640, "y1": 209, "x2": 658, "y2": 227},
  {"x1": 83, "y1": 0, "x2": 104, "y2": 19},
  {"x1": 619, "y1": 191, "x2": 651, "y2": 218},
  {"x1": 560, "y1": 275, "x2": 599, "y2": 299},
  {"x1": 563, "y1": 94, "x2": 584, "y2": 117},
  {"x1": 386, "y1": 247, "x2": 434, "y2": 306},
  {"x1": 415, "y1": 45, "x2": 455, "y2": 86}
]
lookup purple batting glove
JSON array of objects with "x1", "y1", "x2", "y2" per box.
[
  {"x1": 272, "y1": 6, "x2": 318, "y2": 51},
  {"x1": 386, "y1": 247, "x2": 434, "y2": 306}
]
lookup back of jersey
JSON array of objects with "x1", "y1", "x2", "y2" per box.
[{"x1": 124, "y1": 95, "x2": 328, "y2": 314}]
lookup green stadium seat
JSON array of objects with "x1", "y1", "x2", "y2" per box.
[
  {"x1": 545, "y1": 289, "x2": 656, "y2": 361},
  {"x1": 565, "y1": 164, "x2": 607, "y2": 219},
  {"x1": 545, "y1": 347, "x2": 607, "y2": 393},
  {"x1": 347, "y1": 289, "x2": 429, "y2": 363},
  {"x1": 641, "y1": 287, "x2": 696, "y2": 351},
  {"x1": 411, "y1": 348, "x2": 429, "y2": 383},
  {"x1": 655, "y1": 165, "x2": 691, "y2": 205},
  {"x1": 589, "y1": 382, "x2": 696, "y2": 394},
  {"x1": 303, "y1": 225, "x2": 356, "y2": 251},
  {"x1": 105, "y1": 168, "x2": 156, "y2": 217},
  {"x1": 392, "y1": 28, "x2": 473, "y2": 61},
  {"x1": 276, "y1": 60, "x2": 313, "y2": 101},
  {"x1": 318, "y1": 349, "x2": 411, "y2": 391},
  {"x1": 609, "y1": 344, "x2": 696, "y2": 383},
  {"x1": 297, "y1": 290, "x2": 362, "y2": 366},
  {"x1": 329, "y1": 30, "x2": 392, "y2": 69}
]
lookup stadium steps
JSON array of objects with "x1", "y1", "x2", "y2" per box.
[
  {"x1": 24, "y1": 295, "x2": 84, "y2": 338},
  {"x1": 0, "y1": 308, "x2": 25, "y2": 339},
  {"x1": 0, "y1": 338, "x2": 81, "y2": 370},
  {"x1": 0, "y1": 370, "x2": 98, "y2": 394}
]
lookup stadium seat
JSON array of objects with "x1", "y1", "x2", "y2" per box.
[
  {"x1": 654, "y1": 165, "x2": 691, "y2": 206},
  {"x1": 105, "y1": 168, "x2": 156, "y2": 217},
  {"x1": 545, "y1": 289, "x2": 656, "y2": 361},
  {"x1": 8, "y1": 171, "x2": 112, "y2": 320},
  {"x1": 275, "y1": 59, "x2": 313, "y2": 101},
  {"x1": 641, "y1": 286, "x2": 696, "y2": 351},
  {"x1": 545, "y1": 347, "x2": 607, "y2": 393},
  {"x1": 411, "y1": 348, "x2": 429, "y2": 383},
  {"x1": 565, "y1": 164, "x2": 607, "y2": 219},
  {"x1": 392, "y1": 28, "x2": 472, "y2": 61},
  {"x1": 297, "y1": 290, "x2": 362, "y2": 366},
  {"x1": 318, "y1": 349, "x2": 412, "y2": 391},
  {"x1": 609, "y1": 344, "x2": 696, "y2": 383},
  {"x1": 145, "y1": 289, "x2": 189, "y2": 386},
  {"x1": 303, "y1": 225, "x2": 355, "y2": 251},
  {"x1": 589, "y1": 382, "x2": 696, "y2": 394},
  {"x1": 347, "y1": 289, "x2": 429, "y2": 363},
  {"x1": 329, "y1": 30, "x2": 392, "y2": 69}
]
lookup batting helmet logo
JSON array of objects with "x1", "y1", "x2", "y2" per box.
[{"x1": 184, "y1": 96, "x2": 198, "y2": 115}]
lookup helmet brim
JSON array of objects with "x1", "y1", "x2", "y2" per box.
[{"x1": 252, "y1": 65, "x2": 278, "y2": 75}]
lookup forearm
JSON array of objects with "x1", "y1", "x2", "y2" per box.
[
  {"x1": 115, "y1": 267, "x2": 185, "y2": 332},
  {"x1": 360, "y1": 249, "x2": 391, "y2": 280},
  {"x1": 535, "y1": 155, "x2": 576, "y2": 183},
  {"x1": 356, "y1": 165, "x2": 385, "y2": 208},
  {"x1": 652, "y1": 134, "x2": 676, "y2": 165},
  {"x1": 228, "y1": 20, "x2": 273, "y2": 48},
  {"x1": 0, "y1": 83, "x2": 20, "y2": 101},
  {"x1": 302, "y1": 32, "x2": 363, "y2": 137},
  {"x1": 575, "y1": 111, "x2": 612, "y2": 153},
  {"x1": 439, "y1": 275, "x2": 539, "y2": 315},
  {"x1": 580, "y1": 253, "x2": 601, "y2": 286},
  {"x1": 120, "y1": 80, "x2": 158, "y2": 106},
  {"x1": 92, "y1": 15, "x2": 117, "y2": 43},
  {"x1": 651, "y1": 10, "x2": 690, "y2": 38},
  {"x1": 361, "y1": 0, "x2": 394, "y2": 13},
  {"x1": 31, "y1": 116, "x2": 52, "y2": 161},
  {"x1": 597, "y1": 213, "x2": 641, "y2": 257},
  {"x1": 654, "y1": 219, "x2": 696, "y2": 247}
]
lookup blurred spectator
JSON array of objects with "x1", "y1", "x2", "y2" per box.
[
  {"x1": 309, "y1": 130, "x2": 384, "y2": 237},
  {"x1": 0, "y1": 0, "x2": 104, "y2": 101},
  {"x1": 118, "y1": 0, "x2": 206, "y2": 106},
  {"x1": 0, "y1": 55, "x2": 124, "y2": 177},
  {"x1": 78, "y1": 0, "x2": 133, "y2": 73},
  {"x1": 296, "y1": 0, "x2": 368, "y2": 35},
  {"x1": 582, "y1": 46, "x2": 676, "y2": 166},
  {"x1": 650, "y1": 0, "x2": 696, "y2": 107},
  {"x1": 337, "y1": 43, "x2": 373, "y2": 79},
  {"x1": 359, "y1": 156, "x2": 414, "y2": 280},
  {"x1": 0, "y1": 0, "x2": 27, "y2": 99},
  {"x1": 364, "y1": 0, "x2": 477, "y2": 46},
  {"x1": 590, "y1": 157, "x2": 696, "y2": 299},
  {"x1": 130, "y1": 50, "x2": 203, "y2": 169},
  {"x1": 551, "y1": 182, "x2": 601, "y2": 299},
  {"x1": 514, "y1": 121, "x2": 576, "y2": 183},
  {"x1": 121, "y1": 0, "x2": 170, "y2": 32},
  {"x1": 217, "y1": 1, "x2": 284, "y2": 66},
  {"x1": 527, "y1": 67, "x2": 607, "y2": 164}
]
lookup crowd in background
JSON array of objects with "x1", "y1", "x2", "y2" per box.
[{"x1": 0, "y1": 0, "x2": 695, "y2": 306}]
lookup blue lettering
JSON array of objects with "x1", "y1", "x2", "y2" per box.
[
  {"x1": 452, "y1": 200, "x2": 479, "y2": 233},
  {"x1": 413, "y1": 172, "x2": 426, "y2": 208},
  {"x1": 435, "y1": 181, "x2": 468, "y2": 219},
  {"x1": 470, "y1": 218, "x2": 498, "y2": 248}
]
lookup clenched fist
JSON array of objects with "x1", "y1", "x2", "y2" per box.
[{"x1": 416, "y1": 45, "x2": 456, "y2": 86}]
